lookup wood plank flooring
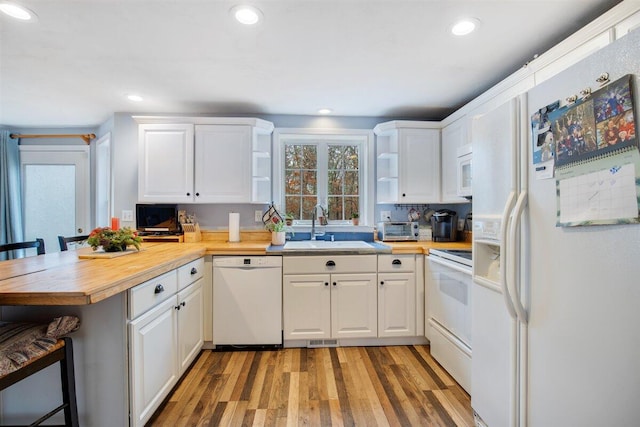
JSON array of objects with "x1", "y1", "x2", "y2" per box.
[{"x1": 148, "y1": 345, "x2": 474, "y2": 426}]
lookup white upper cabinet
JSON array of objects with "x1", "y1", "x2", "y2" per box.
[
  {"x1": 194, "y1": 125, "x2": 252, "y2": 203},
  {"x1": 374, "y1": 121, "x2": 440, "y2": 204},
  {"x1": 441, "y1": 117, "x2": 471, "y2": 203},
  {"x1": 138, "y1": 124, "x2": 195, "y2": 203},
  {"x1": 137, "y1": 117, "x2": 274, "y2": 204}
]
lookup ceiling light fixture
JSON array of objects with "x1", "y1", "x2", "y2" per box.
[
  {"x1": 231, "y1": 5, "x2": 263, "y2": 25},
  {"x1": 0, "y1": 1, "x2": 37, "y2": 21},
  {"x1": 318, "y1": 108, "x2": 333, "y2": 115},
  {"x1": 127, "y1": 94, "x2": 144, "y2": 102},
  {"x1": 451, "y1": 18, "x2": 480, "y2": 36}
]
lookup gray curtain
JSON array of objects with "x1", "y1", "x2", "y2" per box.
[{"x1": 0, "y1": 130, "x2": 24, "y2": 259}]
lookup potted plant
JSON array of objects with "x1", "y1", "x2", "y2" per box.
[
  {"x1": 265, "y1": 218, "x2": 286, "y2": 245},
  {"x1": 87, "y1": 227, "x2": 143, "y2": 252},
  {"x1": 285, "y1": 213, "x2": 294, "y2": 226},
  {"x1": 351, "y1": 212, "x2": 359, "y2": 226}
]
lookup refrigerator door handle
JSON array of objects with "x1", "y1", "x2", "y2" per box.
[
  {"x1": 501, "y1": 190, "x2": 518, "y2": 320},
  {"x1": 508, "y1": 190, "x2": 528, "y2": 324}
]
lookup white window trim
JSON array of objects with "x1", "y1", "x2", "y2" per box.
[{"x1": 273, "y1": 128, "x2": 374, "y2": 226}]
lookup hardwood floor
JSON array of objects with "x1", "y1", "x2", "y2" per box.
[{"x1": 148, "y1": 345, "x2": 474, "y2": 426}]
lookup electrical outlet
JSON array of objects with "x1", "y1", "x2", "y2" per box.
[
  {"x1": 122, "y1": 210, "x2": 134, "y2": 221},
  {"x1": 255, "y1": 210, "x2": 263, "y2": 222},
  {"x1": 380, "y1": 211, "x2": 391, "y2": 221}
]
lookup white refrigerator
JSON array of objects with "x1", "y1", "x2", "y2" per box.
[{"x1": 471, "y1": 28, "x2": 640, "y2": 427}]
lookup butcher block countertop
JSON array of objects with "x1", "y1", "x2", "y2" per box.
[{"x1": 0, "y1": 229, "x2": 471, "y2": 306}]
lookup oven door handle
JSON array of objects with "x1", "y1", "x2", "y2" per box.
[{"x1": 427, "y1": 255, "x2": 472, "y2": 276}]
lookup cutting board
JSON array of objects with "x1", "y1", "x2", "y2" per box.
[{"x1": 77, "y1": 248, "x2": 142, "y2": 259}]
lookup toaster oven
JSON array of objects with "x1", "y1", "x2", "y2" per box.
[{"x1": 377, "y1": 221, "x2": 419, "y2": 241}]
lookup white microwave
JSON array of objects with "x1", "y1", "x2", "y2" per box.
[{"x1": 456, "y1": 144, "x2": 472, "y2": 198}]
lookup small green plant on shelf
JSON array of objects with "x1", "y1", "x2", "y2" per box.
[
  {"x1": 351, "y1": 212, "x2": 359, "y2": 225},
  {"x1": 264, "y1": 217, "x2": 286, "y2": 232}
]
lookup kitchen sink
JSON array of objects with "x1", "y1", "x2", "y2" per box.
[{"x1": 282, "y1": 240, "x2": 376, "y2": 251}]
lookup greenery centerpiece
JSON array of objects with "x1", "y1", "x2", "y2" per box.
[{"x1": 87, "y1": 227, "x2": 143, "y2": 252}]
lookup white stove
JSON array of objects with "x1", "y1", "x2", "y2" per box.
[{"x1": 426, "y1": 247, "x2": 473, "y2": 392}]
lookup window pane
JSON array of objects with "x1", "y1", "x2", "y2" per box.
[
  {"x1": 344, "y1": 171, "x2": 359, "y2": 195},
  {"x1": 285, "y1": 170, "x2": 301, "y2": 194},
  {"x1": 344, "y1": 146, "x2": 359, "y2": 169},
  {"x1": 302, "y1": 145, "x2": 317, "y2": 169},
  {"x1": 328, "y1": 146, "x2": 342, "y2": 169},
  {"x1": 301, "y1": 197, "x2": 317, "y2": 220},
  {"x1": 285, "y1": 196, "x2": 301, "y2": 219},
  {"x1": 23, "y1": 165, "x2": 76, "y2": 252},
  {"x1": 345, "y1": 196, "x2": 359, "y2": 219},
  {"x1": 285, "y1": 145, "x2": 303, "y2": 168},
  {"x1": 326, "y1": 144, "x2": 359, "y2": 220},
  {"x1": 328, "y1": 170, "x2": 343, "y2": 195},
  {"x1": 328, "y1": 196, "x2": 344, "y2": 220},
  {"x1": 302, "y1": 171, "x2": 317, "y2": 195}
]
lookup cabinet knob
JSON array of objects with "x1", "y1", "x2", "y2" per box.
[
  {"x1": 186, "y1": 192, "x2": 191, "y2": 196},
  {"x1": 181, "y1": 301, "x2": 186, "y2": 307},
  {"x1": 190, "y1": 267, "x2": 198, "y2": 275},
  {"x1": 402, "y1": 193, "x2": 406, "y2": 197},
  {"x1": 392, "y1": 259, "x2": 402, "y2": 265},
  {"x1": 154, "y1": 284, "x2": 164, "y2": 294},
  {"x1": 195, "y1": 192, "x2": 200, "y2": 197},
  {"x1": 325, "y1": 282, "x2": 329, "y2": 286},
  {"x1": 326, "y1": 260, "x2": 336, "y2": 267},
  {"x1": 332, "y1": 282, "x2": 337, "y2": 286},
  {"x1": 174, "y1": 305, "x2": 181, "y2": 310},
  {"x1": 380, "y1": 281, "x2": 384, "y2": 285}
]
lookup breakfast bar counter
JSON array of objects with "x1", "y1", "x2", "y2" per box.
[{"x1": 0, "y1": 242, "x2": 206, "y2": 305}]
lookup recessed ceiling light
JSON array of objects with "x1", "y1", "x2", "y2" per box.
[
  {"x1": 451, "y1": 18, "x2": 480, "y2": 36},
  {"x1": 318, "y1": 108, "x2": 333, "y2": 115},
  {"x1": 0, "y1": 1, "x2": 37, "y2": 21},
  {"x1": 127, "y1": 94, "x2": 144, "y2": 102},
  {"x1": 230, "y1": 5, "x2": 263, "y2": 25}
]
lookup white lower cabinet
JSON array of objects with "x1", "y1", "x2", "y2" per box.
[
  {"x1": 377, "y1": 255, "x2": 416, "y2": 337},
  {"x1": 129, "y1": 296, "x2": 179, "y2": 427},
  {"x1": 177, "y1": 279, "x2": 204, "y2": 375},
  {"x1": 128, "y1": 258, "x2": 204, "y2": 427},
  {"x1": 283, "y1": 255, "x2": 378, "y2": 340}
]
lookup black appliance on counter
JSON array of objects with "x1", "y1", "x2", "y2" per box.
[
  {"x1": 136, "y1": 204, "x2": 180, "y2": 235},
  {"x1": 431, "y1": 209, "x2": 458, "y2": 242}
]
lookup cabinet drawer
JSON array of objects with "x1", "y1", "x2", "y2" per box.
[
  {"x1": 283, "y1": 255, "x2": 377, "y2": 275},
  {"x1": 378, "y1": 254, "x2": 415, "y2": 272},
  {"x1": 177, "y1": 257, "x2": 204, "y2": 290},
  {"x1": 129, "y1": 270, "x2": 178, "y2": 319}
]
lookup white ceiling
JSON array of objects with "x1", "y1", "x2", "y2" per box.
[{"x1": 0, "y1": 0, "x2": 622, "y2": 128}]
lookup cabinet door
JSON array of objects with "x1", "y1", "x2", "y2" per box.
[
  {"x1": 331, "y1": 273, "x2": 377, "y2": 339},
  {"x1": 399, "y1": 128, "x2": 441, "y2": 203},
  {"x1": 177, "y1": 279, "x2": 204, "y2": 375},
  {"x1": 138, "y1": 124, "x2": 194, "y2": 203},
  {"x1": 441, "y1": 118, "x2": 470, "y2": 203},
  {"x1": 129, "y1": 296, "x2": 178, "y2": 427},
  {"x1": 194, "y1": 125, "x2": 252, "y2": 203},
  {"x1": 283, "y1": 274, "x2": 331, "y2": 340},
  {"x1": 378, "y1": 272, "x2": 416, "y2": 337}
]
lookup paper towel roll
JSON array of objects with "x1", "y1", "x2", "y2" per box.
[{"x1": 228, "y1": 212, "x2": 240, "y2": 242}]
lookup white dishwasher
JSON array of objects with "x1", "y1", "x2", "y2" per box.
[{"x1": 213, "y1": 256, "x2": 282, "y2": 346}]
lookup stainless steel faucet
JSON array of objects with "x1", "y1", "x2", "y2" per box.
[{"x1": 311, "y1": 204, "x2": 327, "y2": 240}]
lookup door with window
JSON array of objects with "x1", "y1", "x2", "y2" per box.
[{"x1": 20, "y1": 146, "x2": 90, "y2": 253}]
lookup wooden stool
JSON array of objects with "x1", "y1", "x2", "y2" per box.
[{"x1": 0, "y1": 321, "x2": 79, "y2": 427}]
